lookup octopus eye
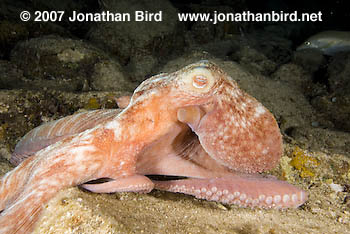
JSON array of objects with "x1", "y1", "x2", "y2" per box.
[
  {"x1": 305, "y1": 41, "x2": 311, "y2": 46},
  {"x1": 192, "y1": 75, "x2": 208, "y2": 89},
  {"x1": 182, "y1": 66, "x2": 215, "y2": 94}
]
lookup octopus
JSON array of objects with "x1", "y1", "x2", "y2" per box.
[{"x1": 0, "y1": 60, "x2": 307, "y2": 233}]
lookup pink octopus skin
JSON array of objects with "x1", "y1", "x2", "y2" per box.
[{"x1": 0, "y1": 61, "x2": 307, "y2": 233}]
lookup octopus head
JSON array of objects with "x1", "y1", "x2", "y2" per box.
[
  {"x1": 131, "y1": 60, "x2": 282, "y2": 174},
  {"x1": 174, "y1": 61, "x2": 283, "y2": 174}
]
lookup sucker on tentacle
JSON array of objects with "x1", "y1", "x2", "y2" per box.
[
  {"x1": 154, "y1": 176, "x2": 306, "y2": 209},
  {"x1": 1, "y1": 60, "x2": 307, "y2": 234}
]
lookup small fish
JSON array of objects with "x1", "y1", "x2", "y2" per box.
[
  {"x1": 0, "y1": 61, "x2": 307, "y2": 233},
  {"x1": 297, "y1": 31, "x2": 350, "y2": 55}
]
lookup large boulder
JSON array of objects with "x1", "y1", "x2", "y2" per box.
[
  {"x1": 10, "y1": 35, "x2": 135, "y2": 92},
  {"x1": 87, "y1": 0, "x2": 184, "y2": 82}
]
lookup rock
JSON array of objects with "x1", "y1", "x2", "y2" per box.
[
  {"x1": 308, "y1": 52, "x2": 350, "y2": 131},
  {"x1": 233, "y1": 46, "x2": 278, "y2": 76},
  {"x1": 0, "y1": 21, "x2": 29, "y2": 58},
  {"x1": 0, "y1": 0, "x2": 81, "y2": 59},
  {"x1": 91, "y1": 60, "x2": 136, "y2": 91},
  {"x1": 87, "y1": 0, "x2": 184, "y2": 82},
  {"x1": 0, "y1": 60, "x2": 26, "y2": 89},
  {"x1": 183, "y1": 3, "x2": 243, "y2": 45},
  {"x1": 327, "y1": 52, "x2": 350, "y2": 93},
  {"x1": 247, "y1": 31, "x2": 293, "y2": 66},
  {"x1": 311, "y1": 94, "x2": 350, "y2": 131},
  {"x1": 221, "y1": 30, "x2": 295, "y2": 76},
  {"x1": 293, "y1": 49, "x2": 326, "y2": 74},
  {"x1": 229, "y1": 29, "x2": 293, "y2": 74},
  {"x1": 125, "y1": 54, "x2": 159, "y2": 83},
  {"x1": 191, "y1": 21, "x2": 216, "y2": 44},
  {"x1": 10, "y1": 35, "x2": 135, "y2": 92},
  {"x1": 271, "y1": 63, "x2": 311, "y2": 87},
  {"x1": 200, "y1": 40, "x2": 240, "y2": 59},
  {"x1": 284, "y1": 125, "x2": 350, "y2": 153}
]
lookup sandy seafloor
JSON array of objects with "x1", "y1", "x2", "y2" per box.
[{"x1": 0, "y1": 56, "x2": 350, "y2": 234}]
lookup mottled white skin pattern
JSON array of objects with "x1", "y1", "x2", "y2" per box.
[
  {"x1": 10, "y1": 109, "x2": 122, "y2": 166},
  {"x1": 0, "y1": 61, "x2": 307, "y2": 234}
]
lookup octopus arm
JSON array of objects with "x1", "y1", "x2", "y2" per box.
[
  {"x1": 154, "y1": 175, "x2": 307, "y2": 208},
  {"x1": 11, "y1": 109, "x2": 121, "y2": 165},
  {"x1": 81, "y1": 174, "x2": 154, "y2": 193}
]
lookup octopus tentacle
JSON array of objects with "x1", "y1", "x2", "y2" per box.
[
  {"x1": 81, "y1": 174, "x2": 154, "y2": 193},
  {"x1": 1, "y1": 127, "x2": 115, "y2": 233},
  {"x1": 0, "y1": 156, "x2": 37, "y2": 211},
  {"x1": 0, "y1": 153, "x2": 102, "y2": 233},
  {"x1": 0, "y1": 182, "x2": 64, "y2": 234},
  {"x1": 11, "y1": 109, "x2": 121, "y2": 166},
  {"x1": 153, "y1": 175, "x2": 307, "y2": 208}
]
